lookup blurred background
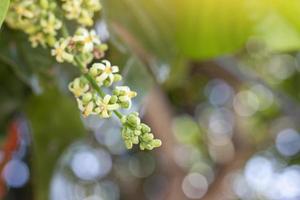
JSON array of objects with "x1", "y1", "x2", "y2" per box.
[{"x1": 1, "y1": 0, "x2": 300, "y2": 199}]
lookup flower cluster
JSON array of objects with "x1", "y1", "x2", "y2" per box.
[
  {"x1": 89, "y1": 60, "x2": 121, "y2": 86},
  {"x1": 121, "y1": 112, "x2": 162, "y2": 150},
  {"x1": 68, "y1": 75, "x2": 120, "y2": 118},
  {"x1": 51, "y1": 27, "x2": 107, "y2": 64},
  {"x1": 62, "y1": 0, "x2": 102, "y2": 26},
  {"x1": 68, "y1": 60, "x2": 161, "y2": 150},
  {"x1": 6, "y1": 0, "x2": 62, "y2": 47},
  {"x1": 68, "y1": 60, "x2": 134, "y2": 117},
  {"x1": 6, "y1": 0, "x2": 161, "y2": 151}
]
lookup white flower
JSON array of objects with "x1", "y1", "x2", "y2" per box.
[
  {"x1": 95, "y1": 95, "x2": 119, "y2": 118},
  {"x1": 51, "y1": 38, "x2": 74, "y2": 63},
  {"x1": 40, "y1": 13, "x2": 62, "y2": 35},
  {"x1": 62, "y1": 0, "x2": 101, "y2": 26},
  {"x1": 73, "y1": 28, "x2": 100, "y2": 53},
  {"x1": 115, "y1": 86, "x2": 137, "y2": 108},
  {"x1": 62, "y1": 0, "x2": 82, "y2": 19},
  {"x1": 77, "y1": 98, "x2": 96, "y2": 117},
  {"x1": 14, "y1": 1, "x2": 35, "y2": 19},
  {"x1": 90, "y1": 60, "x2": 119, "y2": 86},
  {"x1": 68, "y1": 77, "x2": 89, "y2": 97},
  {"x1": 29, "y1": 33, "x2": 46, "y2": 47}
]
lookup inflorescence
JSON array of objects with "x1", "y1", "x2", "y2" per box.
[{"x1": 5, "y1": 0, "x2": 161, "y2": 150}]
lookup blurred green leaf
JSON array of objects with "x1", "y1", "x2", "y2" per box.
[
  {"x1": 256, "y1": 13, "x2": 300, "y2": 52},
  {"x1": 173, "y1": 0, "x2": 254, "y2": 60},
  {"x1": 0, "y1": 59, "x2": 28, "y2": 133},
  {"x1": 103, "y1": 0, "x2": 300, "y2": 61},
  {"x1": 102, "y1": 0, "x2": 176, "y2": 62},
  {"x1": 26, "y1": 89, "x2": 85, "y2": 200},
  {"x1": 103, "y1": 0, "x2": 254, "y2": 61},
  {"x1": 0, "y1": 0, "x2": 9, "y2": 29}
]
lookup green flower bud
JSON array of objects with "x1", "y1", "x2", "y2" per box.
[
  {"x1": 132, "y1": 136, "x2": 139, "y2": 144},
  {"x1": 146, "y1": 145, "x2": 154, "y2": 150},
  {"x1": 113, "y1": 74, "x2": 122, "y2": 82},
  {"x1": 128, "y1": 114, "x2": 140, "y2": 127},
  {"x1": 134, "y1": 130, "x2": 141, "y2": 136},
  {"x1": 152, "y1": 139, "x2": 162, "y2": 148},
  {"x1": 110, "y1": 95, "x2": 118, "y2": 104},
  {"x1": 125, "y1": 140, "x2": 133, "y2": 149},
  {"x1": 120, "y1": 101, "x2": 130, "y2": 109},
  {"x1": 82, "y1": 92, "x2": 93, "y2": 103},
  {"x1": 103, "y1": 79, "x2": 110, "y2": 87},
  {"x1": 119, "y1": 90, "x2": 126, "y2": 96},
  {"x1": 141, "y1": 123, "x2": 151, "y2": 133},
  {"x1": 142, "y1": 133, "x2": 154, "y2": 141},
  {"x1": 113, "y1": 89, "x2": 120, "y2": 96},
  {"x1": 140, "y1": 143, "x2": 145, "y2": 150}
]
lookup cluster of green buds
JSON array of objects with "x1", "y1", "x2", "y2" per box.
[
  {"x1": 5, "y1": 0, "x2": 161, "y2": 151},
  {"x1": 6, "y1": 0, "x2": 62, "y2": 47},
  {"x1": 62, "y1": 0, "x2": 102, "y2": 26},
  {"x1": 51, "y1": 27, "x2": 108, "y2": 64},
  {"x1": 121, "y1": 113, "x2": 162, "y2": 150}
]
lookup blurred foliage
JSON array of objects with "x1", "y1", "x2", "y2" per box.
[
  {"x1": 103, "y1": 0, "x2": 300, "y2": 61},
  {"x1": 0, "y1": 0, "x2": 9, "y2": 28},
  {"x1": 0, "y1": 58, "x2": 28, "y2": 134},
  {"x1": 25, "y1": 88, "x2": 85, "y2": 200},
  {"x1": 173, "y1": 0, "x2": 253, "y2": 60}
]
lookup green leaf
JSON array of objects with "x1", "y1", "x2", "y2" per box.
[
  {"x1": 0, "y1": 58, "x2": 28, "y2": 133},
  {"x1": 103, "y1": 0, "x2": 254, "y2": 61},
  {"x1": 0, "y1": 0, "x2": 9, "y2": 29},
  {"x1": 25, "y1": 88, "x2": 85, "y2": 200},
  {"x1": 173, "y1": 0, "x2": 254, "y2": 60}
]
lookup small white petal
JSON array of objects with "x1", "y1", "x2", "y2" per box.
[
  {"x1": 102, "y1": 60, "x2": 111, "y2": 67},
  {"x1": 103, "y1": 95, "x2": 111, "y2": 104},
  {"x1": 111, "y1": 66, "x2": 119, "y2": 73}
]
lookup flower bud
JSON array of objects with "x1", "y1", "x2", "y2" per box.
[
  {"x1": 132, "y1": 136, "x2": 139, "y2": 144},
  {"x1": 141, "y1": 123, "x2": 151, "y2": 133},
  {"x1": 82, "y1": 92, "x2": 93, "y2": 103},
  {"x1": 120, "y1": 101, "x2": 130, "y2": 109},
  {"x1": 152, "y1": 139, "x2": 162, "y2": 148},
  {"x1": 125, "y1": 140, "x2": 133, "y2": 149},
  {"x1": 109, "y1": 95, "x2": 118, "y2": 104},
  {"x1": 113, "y1": 74, "x2": 122, "y2": 82},
  {"x1": 127, "y1": 114, "x2": 140, "y2": 127}
]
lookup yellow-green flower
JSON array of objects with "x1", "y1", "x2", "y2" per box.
[
  {"x1": 68, "y1": 77, "x2": 90, "y2": 97},
  {"x1": 40, "y1": 13, "x2": 62, "y2": 35},
  {"x1": 51, "y1": 38, "x2": 74, "y2": 63},
  {"x1": 73, "y1": 28, "x2": 100, "y2": 53},
  {"x1": 62, "y1": 0, "x2": 81, "y2": 19},
  {"x1": 95, "y1": 95, "x2": 119, "y2": 118},
  {"x1": 29, "y1": 33, "x2": 46, "y2": 47},
  {"x1": 77, "y1": 98, "x2": 96, "y2": 117},
  {"x1": 90, "y1": 60, "x2": 119, "y2": 86},
  {"x1": 61, "y1": 0, "x2": 102, "y2": 26}
]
